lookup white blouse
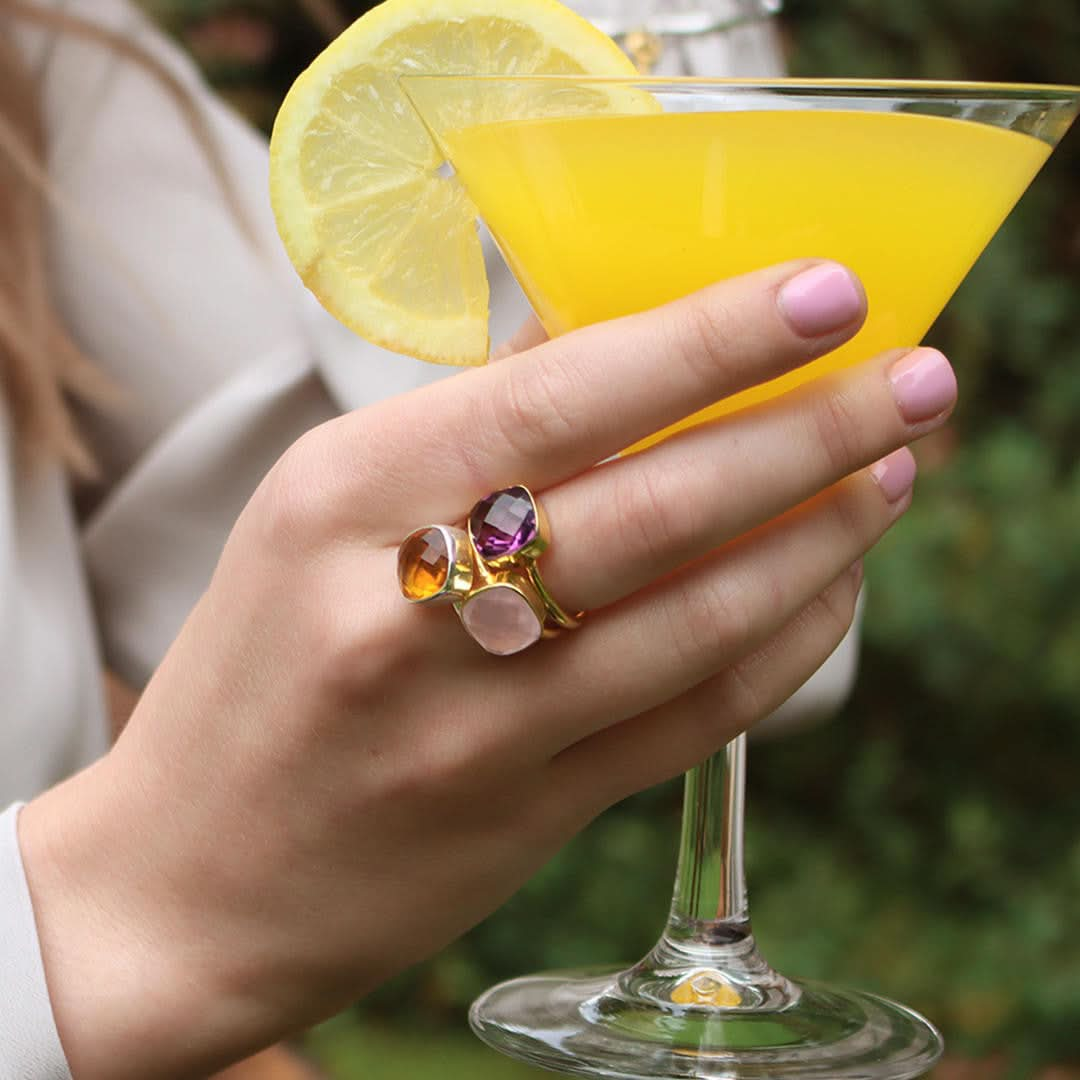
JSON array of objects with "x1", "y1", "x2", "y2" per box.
[{"x1": 0, "y1": 1, "x2": 852, "y2": 1073}]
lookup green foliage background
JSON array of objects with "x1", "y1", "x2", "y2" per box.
[{"x1": 143, "y1": 1, "x2": 1080, "y2": 1074}]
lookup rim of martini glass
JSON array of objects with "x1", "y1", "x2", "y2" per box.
[{"x1": 400, "y1": 73, "x2": 1080, "y2": 99}]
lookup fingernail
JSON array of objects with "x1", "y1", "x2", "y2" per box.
[
  {"x1": 888, "y1": 347, "x2": 957, "y2": 424},
  {"x1": 778, "y1": 263, "x2": 864, "y2": 338},
  {"x1": 871, "y1": 447, "x2": 917, "y2": 504}
]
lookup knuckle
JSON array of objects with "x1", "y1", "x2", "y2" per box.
[
  {"x1": 673, "y1": 567, "x2": 791, "y2": 674},
  {"x1": 816, "y1": 570, "x2": 860, "y2": 640},
  {"x1": 826, "y1": 478, "x2": 873, "y2": 549},
  {"x1": 679, "y1": 293, "x2": 740, "y2": 387},
  {"x1": 302, "y1": 557, "x2": 426, "y2": 706},
  {"x1": 671, "y1": 573, "x2": 749, "y2": 670},
  {"x1": 676, "y1": 668, "x2": 756, "y2": 763},
  {"x1": 545, "y1": 781, "x2": 605, "y2": 842},
  {"x1": 313, "y1": 600, "x2": 403, "y2": 702},
  {"x1": 400, "y1": 729, "x2": 469, "y2": 800},
  {"x1": 441, "y1": 413, "x2": 494, "y2": 496},
  {"x1": 810, "y1": 386, "x2": 864, "y2": 477},
  {"x1": 250, "y1": 432, "x2": 336, "y2": 555},
  {"x1": 719, "y1": 659, "x2": 767, "y2": 730},
  {"x1": 349, "y1": 738, "x2": 433, "y2": 816},
  {"x1": 489, "y1": 353, "x2": 581, "y2": 459},
  {"x1": 755, "y1": 570, "x2": 789, "y2": 633},
  {"x1": 611, "y1": 460, "x2": 698, "y2": 572},
  {"x1": 409, "y1": 722, "x2": 525, "y2": 823}
]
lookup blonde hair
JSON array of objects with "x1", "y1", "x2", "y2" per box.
[
  {"x1": 0, "y1": 16, "x2": 110, "y2": 476},
  {"x1": 0, "y1": 0, "x2": 344, "y2": 476}
]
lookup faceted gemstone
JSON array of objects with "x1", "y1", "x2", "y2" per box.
[
  {"x1": 469, "y1": 486, "x2": 538, "y2": 559},
  {"x1": 460, "y1": 585, "x2": 542, "y2": 656},
  {"x1": 398, "y1": 528, "x2": 450, "y2": 601}
]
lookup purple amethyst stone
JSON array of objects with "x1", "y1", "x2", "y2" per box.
[{"x1": 470, "y1": 486, "x2": 538, "y2": 559}]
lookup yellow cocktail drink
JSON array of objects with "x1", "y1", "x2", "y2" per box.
[{"x1": 443, "y1": 108, "x2": 1049, "y2": 443}]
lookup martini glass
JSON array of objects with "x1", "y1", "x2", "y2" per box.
[{"x1": 402, "y1": 76, "x2": 1080, "y2": 1079}]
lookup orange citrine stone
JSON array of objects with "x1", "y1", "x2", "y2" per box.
[{"x1": 398, "y1": 528, "x2": 450, "y2": 601}]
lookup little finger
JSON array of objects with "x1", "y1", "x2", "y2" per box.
[{"x1": 549, "y1": 562, "x2": 865, "y2": 812}]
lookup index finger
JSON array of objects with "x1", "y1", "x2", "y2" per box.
[{"x1": 343, "y1": 258, "x2": 867, "y2": 526}]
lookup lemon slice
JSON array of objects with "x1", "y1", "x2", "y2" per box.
[{"x1": 269, "y1": 0, "x2": 637, "y2": 364}]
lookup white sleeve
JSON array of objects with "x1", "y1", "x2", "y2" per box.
[{"x1": 0, "y1": 805, "x2": 71, "y2": 1080}]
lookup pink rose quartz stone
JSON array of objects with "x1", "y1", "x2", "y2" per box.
[{"x1": 460, "y1": 586, "x2": 542, "y2": 656}]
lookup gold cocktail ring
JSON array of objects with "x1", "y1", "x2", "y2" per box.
[{"x1": 396, "y1": 486, "x2": 583, "y2": 656}]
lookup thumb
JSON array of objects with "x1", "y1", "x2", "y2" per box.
[{"x1": 490, "y1": 314, "x2": 548, "y2": 361}]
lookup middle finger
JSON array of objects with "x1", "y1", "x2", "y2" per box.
[{"x1": 539, "y1": 344, "x2": 956, "y2": 613}]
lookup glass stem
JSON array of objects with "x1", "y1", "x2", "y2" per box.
[
  {"x1": 671, "y1": 734, "x2": 749, "y2": 935},
  {"x1": 619, "y1": 734, "x2": 798, "y2": 1009}
]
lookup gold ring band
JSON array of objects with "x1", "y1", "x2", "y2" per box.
[{"x1": 524, "y1": 561, "x2": 581, "y2": 631}]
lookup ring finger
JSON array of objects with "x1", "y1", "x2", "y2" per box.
[{"x1": 508, "y1": 450, "x2": 914, "y2": 756}]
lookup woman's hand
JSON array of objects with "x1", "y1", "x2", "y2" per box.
[{"x1": 20, "y1": 259, "x2": 956, "y2": 1079}]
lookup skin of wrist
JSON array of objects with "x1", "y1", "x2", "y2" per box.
[{"x1": 18, "y1": 752, "x2": 272, "y2": 1078}]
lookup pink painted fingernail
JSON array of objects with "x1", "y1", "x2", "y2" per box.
[
  {"x1": 889, "y1": 348, "x2": 957, "y2": 423},
  {"x1": 778, "y1": 263, "x2": 864, "y2": 338},
  {"x1": 871, "y1": 447, "x2": 917, "y2": 504}
]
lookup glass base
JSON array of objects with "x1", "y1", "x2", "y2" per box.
[{"x1": 470, "y1": 967, "x2": 943, "y2": 1079}]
